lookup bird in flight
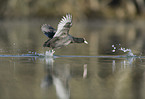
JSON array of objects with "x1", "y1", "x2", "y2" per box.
[{"x1": 41, "y1": 14, "x2": 88, "y2": 50}]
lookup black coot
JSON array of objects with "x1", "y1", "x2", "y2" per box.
[{"x1": 41, "y1": 14, "x2": 88, "y2": 49}]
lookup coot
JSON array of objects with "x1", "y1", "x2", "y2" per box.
[{"x1": 41, "y1": 14, "x2": 88, "y2": 49}]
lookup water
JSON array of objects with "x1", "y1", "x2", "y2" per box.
[
  {"x1": 0, "y1": 20, "x2": 145, "y2": 99},
  {"x1": 112, "y1": 44, "x2": 135, "y2": 57}
]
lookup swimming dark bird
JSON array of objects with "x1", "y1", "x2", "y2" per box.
[{"x1": 41, "y1": 14, "x2": 88, "y2": 49}]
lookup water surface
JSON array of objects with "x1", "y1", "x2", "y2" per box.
[{"x1": 0, "y1": 20, "x2": 145, "y2": 99}]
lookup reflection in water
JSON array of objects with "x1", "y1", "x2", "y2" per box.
[
  {"x1": 39, "y1": 55, "x2": 142, "y2": 99},
  {"x1": 0, "y1": 55, "x2": 144, "y2": 99},
  {"x1": 83, "y1": 64, "x2": 87, "y2": 79},
  {"x1": 112, "y1": 57, "x2": 136, "y2": 73},
  {"x1": 41, "y1": 57, "x2": 70, "y2": 99},
  {"x1": 0, "y1": 20, "x2": 145, "y2": 99}
]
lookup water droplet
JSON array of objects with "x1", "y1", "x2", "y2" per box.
[{"x1": 112, "y1": 50, "x2": 115, "y2": 52}]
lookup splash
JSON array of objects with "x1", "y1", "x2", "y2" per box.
[
  {"x1": 45, "y1": 50, "x2": 55, "y2": 57},
  {"x1": 27, "y1": 51, "x2": 38, "y2": 56},
  {"x1": 112, "y1": 44, "x2": 135, "y2": 57},
  {"x1": 27, "y1": 50, "x2": 55, "y2": 57}
]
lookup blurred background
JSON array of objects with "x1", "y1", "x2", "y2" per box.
[{"x1": 0, "y1": 0, "x2": 145, "y2": 20}]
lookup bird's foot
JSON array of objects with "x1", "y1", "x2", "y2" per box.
[
  {"x1": 50, "y1": 50, "x2": 55, "y2": 54},
  {"x1": 45, "y1": 50, "x2": 55, "y2": 57}
]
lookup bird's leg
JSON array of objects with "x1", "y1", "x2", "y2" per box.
[
  {"x1": 48, "y1": 48, "x2": 51, "y2": 53},
  {"x1": 48, "y1": 48, "x2": 52, "y2": 53},
  {"x1": 51, "y1": 49, "x2": 55, "y2": 54},
  {"x1": 42, "y1": 47, "x2": 46, "y2": 55},
  {"x1": 45, "y1": 48, "x2": 55, "y2": 56},
  {"x1": 49, "y1": 48, "x2": 55, "y2": 54}
]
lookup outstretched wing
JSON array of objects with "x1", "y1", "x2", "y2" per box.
[
  {"x1": 41, "y1": 24, "x2": 56, "y2": 38},
  {"x1": 53, "y1": 14, "x2": 72, "y2": 37}
]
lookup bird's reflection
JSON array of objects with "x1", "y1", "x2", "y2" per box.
[
  {"x1": 40, "y1": 58, "x2": 53, "y2": 88},
  {"x1": 40, "y1": 57, "x2": 70, "y2": 99}
]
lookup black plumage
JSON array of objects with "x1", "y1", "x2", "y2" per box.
[
  {"x1": 41, "y1": 14, "x2": 88, "y2": 49},
  {"x1": 41, "y1": 24, "x2": 56, "y2": 38}
]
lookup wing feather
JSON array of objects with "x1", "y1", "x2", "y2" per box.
[
  {"x1": 53, "y1": 14, "x2": 72, "y2": 37},
  {"x1": 41, "y1": 24, "x2": 56, "y2": 38}
]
